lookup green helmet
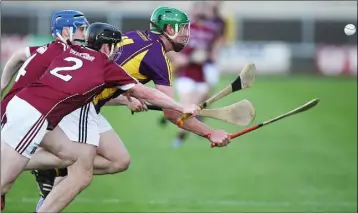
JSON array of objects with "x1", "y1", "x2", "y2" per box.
[{"x1": 150, "y1": 6, "x2": 190, "y2": 52}]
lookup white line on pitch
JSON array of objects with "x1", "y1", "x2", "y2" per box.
[{"x1": 5, "y1": 197, "x2": 357, "y2": 208}]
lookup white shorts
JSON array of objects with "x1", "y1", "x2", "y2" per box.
[
  {"x1": 58, "y1": 103, "x2": 113, "y2": 147},
  {"x1": 58, "y1": 102, "x2": 100, "y2": 146},
  {"x1": 203, "y1": 63, "x2": 220, "y2": 86},
  {"x1": 97, "y1": 113, "x2": 113, "y2": 134},
  {"x1": 175, "y1": 77, "x2": 209, "y2": 95},
  {"x1": 1, "y1": 96, "x2": 48, "y2": 158}
]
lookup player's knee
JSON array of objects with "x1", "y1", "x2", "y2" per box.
[
  {"x1": 110, "y1": 153, "x2": 131, "y2": 173},
  {"x1": 81, "y1": 171, "x2": 93, "y2": 188}
]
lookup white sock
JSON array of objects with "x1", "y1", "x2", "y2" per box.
[{"x1": 35, "y1": 196, "x2": 45, "y2": 211}]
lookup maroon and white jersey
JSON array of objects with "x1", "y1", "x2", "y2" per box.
[
  {"x1": 17, "y1": 45, "x2": 137, "y2": 128},
  {"x1": 1, "y1": 41, "x2": 67, "y2": 119},
  {"x1": 184, "y1": 22, "x2": 217, "y2": 56},
  {"x1": 205, "y1": 16, "x2": 227, "y2": 40},
  {"x1": 177, "y1": 22, "x2": 217, "y2": 82}
]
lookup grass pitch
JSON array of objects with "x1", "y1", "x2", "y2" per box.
[{"x1": 3, "y1": 75, "x2": 357, "y2": 212}]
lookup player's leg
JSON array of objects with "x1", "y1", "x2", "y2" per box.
[
  {"x1": 203, "y1": 62, "x2": 220, "y2": 90},
  {"x1": 203, "y1": 62, "x2": 221, "y2": 103},
  {"x1": 1, "y1": 194, "x2": 5, "y2": 210},
  {"x1": 193, "y1": 82, "x2": 210, "y2": 123},
  {"x1": 172, "y1": 77, "x2": 197, "y2": 147},
  {"x1": 25, "y1": 127, "x2": 80, "y2": 171},
  {"x1": 32, "y1": 103, "x2": 99, "y2": 210},
  {"x1": 36, "y1": 142, "x2": 96, "y2": 212},
  {"x1": 23, "y1": 126, "x2": 81, "y2": 212},
  {"x1": 1, "y1": 96, "x2": 48, "y2": 196},
  {"x1": 34, "y1": 113, "x2": 130, "y2": 175},
  {"x1": 32, "y1": 168, "x2": 67, "y2": 212},
  {"x1": 93, "y1": 113, "x2": 131, "y2": 174},
  {"x1": 174, "y1": 79, "x2": 210, "y2": 147}
]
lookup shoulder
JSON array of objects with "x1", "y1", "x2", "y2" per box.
[
  {"x1": 123, "y1": 30, "x2": 138, "y2": 38},
  {"x1": 50, "y1": 41, "x2": 68, "y2": 51},
  {"x1": 144, "y1": 41, "x2": 166, "y2": 64}
]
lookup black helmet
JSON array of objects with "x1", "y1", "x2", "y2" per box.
[{"x1": 85, "y1": 22, "x2": 122, "y2": 51}]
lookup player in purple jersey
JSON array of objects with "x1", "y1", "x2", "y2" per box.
[
  {"x1": 1, "y1": 22, "x2": 200, "y2": 212},
  {"x1": 30, "y1": 6, "x2": 233, "y2": 211}
]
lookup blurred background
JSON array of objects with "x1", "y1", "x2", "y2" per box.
[
  {"x1": 1, "y1": 1, "x2": 357, "y2": 75},
  {"x1": 1, "y1": 1, "x2": 357, "y2": 212}
]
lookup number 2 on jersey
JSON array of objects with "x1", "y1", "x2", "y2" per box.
[{"x1": 50, "y1": 57, "x2": 83, "y2": 82}]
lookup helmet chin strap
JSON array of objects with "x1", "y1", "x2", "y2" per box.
[
  {"x1": 150, "y1": 21, "x2": 184, "y2": 52},
  {"x1": 69, "y1": 27, "x2": 73, "y2": 42},
  {"x1": 56, "y1": 29, "x2": 73, "y2": 45},
  {"x1": 56, "y1": 32, "x2": 67, "y2": 43},
  {"x1": 108, "y1": 44, "x2": 114, "y2": 58}
]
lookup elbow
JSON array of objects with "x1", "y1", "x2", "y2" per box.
[
  {"x1": 130, "y1": 84, "x2": 152, "y2": 100},
  {"x1": 15, "y1": 48, "x2": 28, "y2": 62}
]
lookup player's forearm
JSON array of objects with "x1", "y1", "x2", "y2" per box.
[
  {"x1": 104, "y1": 95, "x2": 129, "y2": 106},
  {"x1": 163, "y1": 108, "x2": 213, "y2": 137},
  {"x1": 129, "y1": 84, "x2": 183, "y2": 112},
  {"x1": 1, "y1": 53, "x2": 25, "y2": 92}
]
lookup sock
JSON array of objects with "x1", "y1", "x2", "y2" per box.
[
  {"x1": 35, "y1": 196, "x2": 45, "y2": 211},
  {"x1": 1, "y1": 194, "x2": 5, "y2": 211}
]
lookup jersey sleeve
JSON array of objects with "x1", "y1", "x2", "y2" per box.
[
  {"x1": 140, "y1": 46, "x2": 173, "y2": 86},
  {"x1": 103, "y1": 60, "x2": 138, "y2": 91},
  {"x1": 25, "y1": 46, "x2": 42, "y2": 58}
]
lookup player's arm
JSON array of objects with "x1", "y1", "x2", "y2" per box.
[
  {"x1": 105, "y1": 62, "x2": 197, "y2": 114},
  {"x1": 105, "y1": 94, "x2": 148, "y2": 112},
  {"x1": 140, "y1": 47, "x2": 214, "y2": 136},
  {"x1": 156, "y1": 84, "x2": 213, "y2": 137},
  {"x1": 127, "y1": 84, "x2": 197, "y2": 114},
  {"x1": 105, "y1": 95, "x2": 131, "y2": 106},
  {"x1": 1, "y1": 47, "x2": 30, "y2": 93}
]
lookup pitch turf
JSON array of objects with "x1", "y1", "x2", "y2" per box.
[{"x1": 4, "y1": 75, "x2": 357, "y2": 212}]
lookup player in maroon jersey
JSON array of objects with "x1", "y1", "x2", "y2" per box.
[
  {"x1": 1, "y1": 22, "x2": 203, "y2": 212},
  {"x1": 28, "y1": 7, "x2": 234, "y2": 212},
  {"x1": 0, "y1": 10, "x2": 89, "y2": 211},
  {"x1": 168, "y1": 3, "x2": 220, "y2": 147},
  {"x1": 203, "y1": 0, "x2": 227, "y2": 89},
  {"x1": 1, "y1": 10, "x2": 89, "y2": 125}
]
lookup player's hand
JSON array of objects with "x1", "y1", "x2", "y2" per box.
[
  {"x1": 127, "y1": 97, "x2": 148, "y2": 112},
  {"x1": 207, "y1": 130, "x2": 231, "y2": 147},
  {"x1": 182, "y1": 104, "x2": 201, "y2": 116}
]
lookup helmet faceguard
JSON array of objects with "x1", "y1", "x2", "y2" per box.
[{"x1": 150, "y1": 7, "x2": 191, "y2": 52}]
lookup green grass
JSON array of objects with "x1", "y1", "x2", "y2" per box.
[{"x1": 4, "y1": 75, "x2": 357, "y2": 212}]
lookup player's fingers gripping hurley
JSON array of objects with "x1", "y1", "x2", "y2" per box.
[
  {"x1": 176, "y1": 63, "x2": 256, "y2": 127},
  {"x1": 205, "y1": 130, "x2": 231, "y2": 148},
  {"x1": 182, "y1": 104, "x2": 201, "y2": 117}
]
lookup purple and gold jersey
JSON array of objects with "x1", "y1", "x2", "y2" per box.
[{"x1": 92, "y1": 30, "x2": 173, "y2": 112}]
